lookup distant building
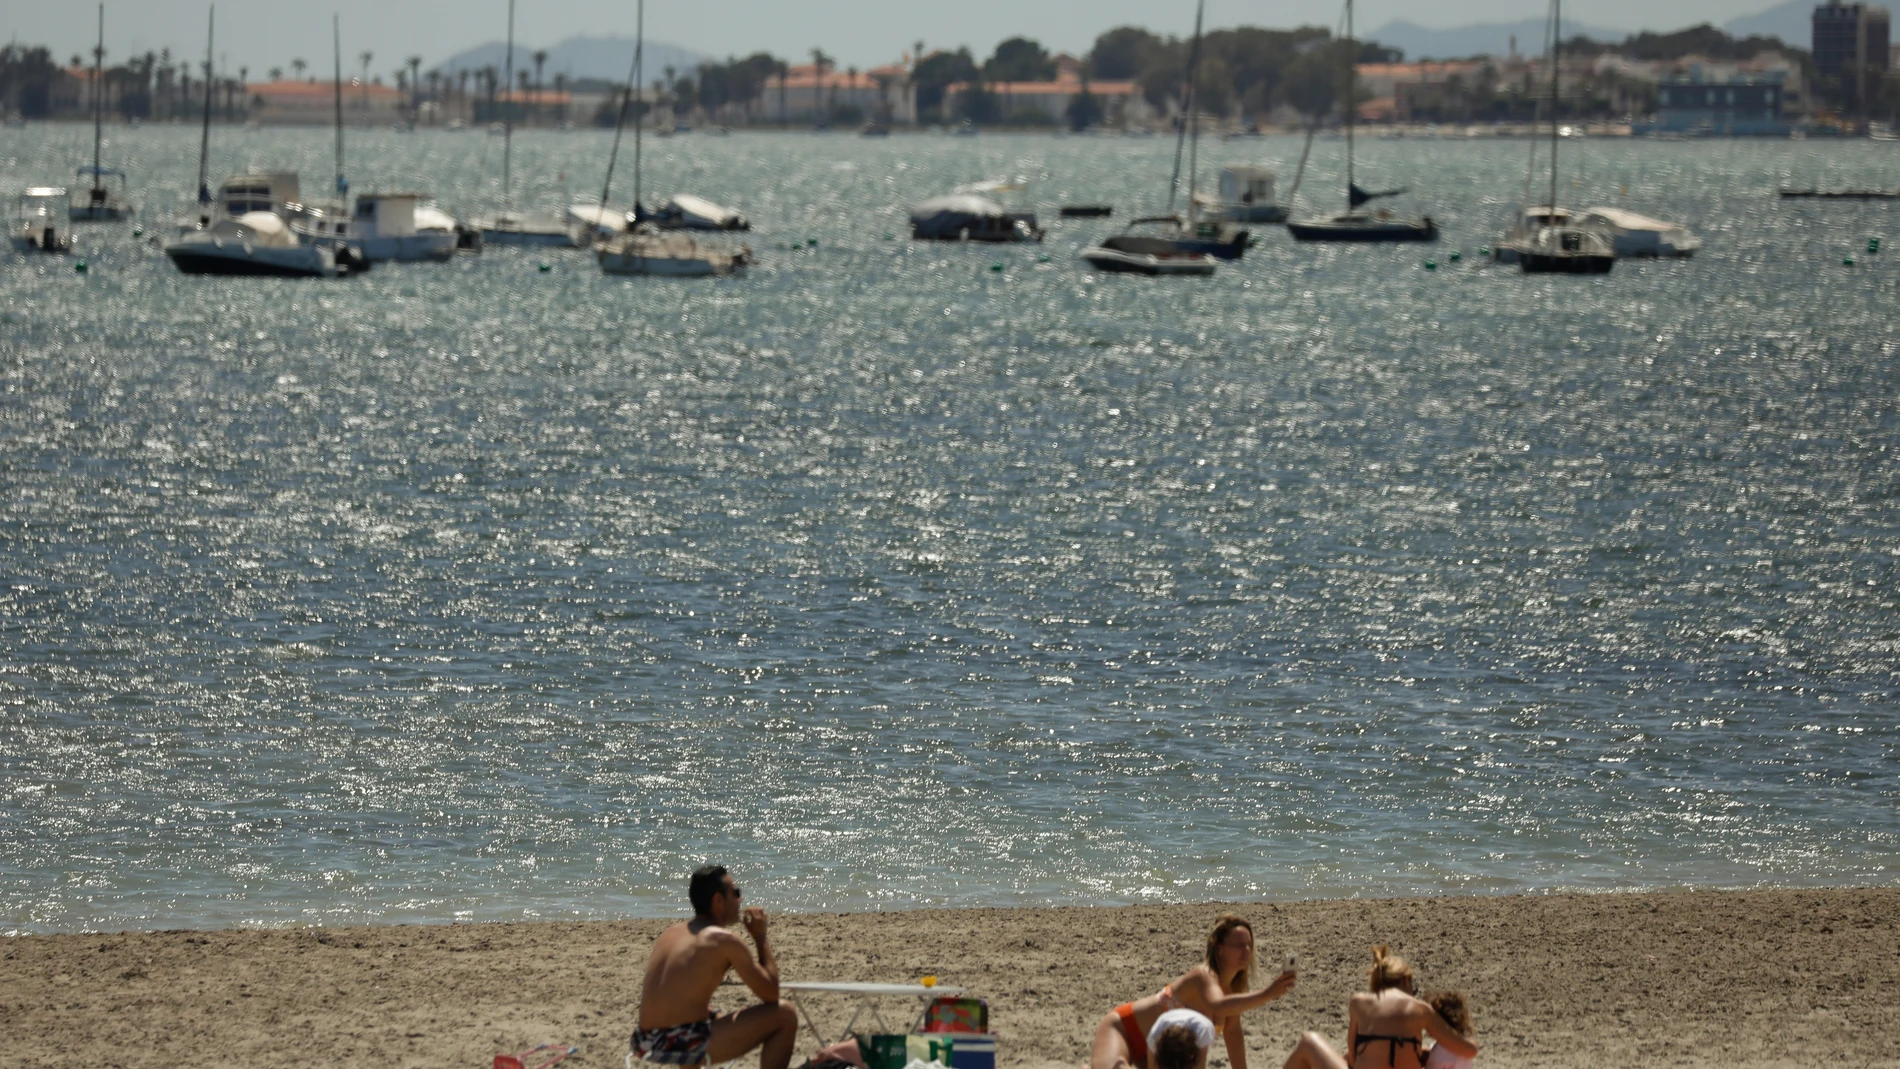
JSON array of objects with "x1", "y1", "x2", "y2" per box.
[
  {"x1": 942, "y1": 74, "x2": 1154, "y2": 127},
  {"x1": 1812, "y1": 2, "x2": 1891, "y2": 113},
  {"x1": 249, "y1": 80, "x2": 404, "y2": 125},
  {"x1": 758, "y1": 63, "x2": 916, "y2": 125},
  {"x1": 1649, "y1": 73, "x2": 1792, "y2": 134}
]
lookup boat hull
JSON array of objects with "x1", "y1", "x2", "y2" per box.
[
  {"x1": 1519, "y1": 251, "x2": 1614, "y2": 274},
  {"x1": 12, "y1": 229, "x2": 73, "y2": 253},
  {"x1": 1287, "y1": 218, "x2": 1438, "y2": 242},
  {"x1": 69, "y1": 203, "x2": 133, "y2": 222},
  {"x1": 164, "y1": 243, "x2": 338, "y2": 277},
  {"x1": 481, "y1": 227, "x2": 584, "y2": 247},
  {"x1": 596, "y1": 251, "x2": 740, "y2": 277},
  {"x1": 1081, "y1": 246, "x2": 1216, "y2": 275}
]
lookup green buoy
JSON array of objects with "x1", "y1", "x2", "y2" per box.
[
  {"x1": 806, "y1": 238, "x2": 818, "y2": 247},
  {"x1": 1038, "y1": 253, "x2": 1051, "y2": 262},
  {"x1": 132, "y1": 227, "x2": 143, "y2": 237},
  {"x1": 1448, "y1": 250, "x2": 1462, "y2": 263},
  {"x1": 538, "y1": 261, "x2": 552, "y2": 272},
  {"x1": 990, "y1": 261, "x2": 1004, "y2": 272},
  {"x1": 1869, "y1": 237, "x2": 1881, "y2": 253},
  {"x1": 1478, "y1": 245, "x2": 1491, "y2": 256},
  {"x1": 1423, "y1": 259, "x2": 1437, "y2": 270},
  {"x1": 884, "y1": 232, "x2": 895, "y2": 241},
  {"x1": 1844, "y1": 256, "x2": 1856, "y2": 266},
  {"x1": 74, "y1": 259, "x2": 88, "y2": 273}
]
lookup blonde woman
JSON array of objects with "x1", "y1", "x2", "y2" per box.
[
  {"x1": 1281, "y1": 946, "x2": 1476, "y2": 1069},
  {"x1": 1090, "y1": 915, "x2": 1297, "y2": 1069}
]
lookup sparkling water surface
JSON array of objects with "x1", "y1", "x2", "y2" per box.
[{"x1": 2, "y1": 125, "x2": 1898, "y2": 934}]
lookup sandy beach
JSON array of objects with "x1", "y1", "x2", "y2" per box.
[{"x1": 3, "y1": 888, "x2": 1896, "y2": 1069}]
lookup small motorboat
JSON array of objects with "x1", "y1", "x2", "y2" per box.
[
  {"x1": 596, "y1": 228, "x2": 748, "y2": 277},
  {"x1": 1101, "y1": 214, "x2": 1250, "y2": 260},
  {"x1": 13, "y1": 187, "x2": 74, "y2": 252},
  {"x1": 1060, "y1": 205, "x2": 1114, "y2": 218},
  {"x1": 651, "y1": 194, "x2": 750, "y2": 231},
  {"x1": 1507, "y1": 224, "x2": 1615, "y2": 274},
  {"x1": 1081, "y1": 243, "x2": 1216, "y2": 275},
  {"x1": 910, "y1": 193, "x2": 1043, "y2": 242},
  {"x1": 290, "y1": 191, "x2": 457, "y2": 263},
  {"x1": 1192, "y1": 164, "x2": 1287, "y2": 223},
  {"x1": 165, "y1": 210, "x2": 346, "y2": 277}
]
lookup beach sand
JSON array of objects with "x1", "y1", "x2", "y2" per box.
[{"x1": 3, "y1": 888, "x2": 1894, "y2": 1069}]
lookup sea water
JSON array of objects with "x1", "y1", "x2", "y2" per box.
[{"x1": 1, "y1": 125, "x2": 1896, "y2": 934}]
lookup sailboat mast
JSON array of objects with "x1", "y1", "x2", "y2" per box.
[
  {"x1": 1165, "y1": 0, "x2": 1204, "y2": 212},
  {"x1": 333, "y1": 16, "x2": 345, "y2": 198},
  {"x1": 632, "y1": 0, "x2": 644, "y2": 214},
  {"x1": 1548, "y1": 0, "x2": 1560, "y2": 218},
  {"x1": 1185, "y1": 0, "x2": 1206, "y2": 215},
  {"x1": 1345, "y1": 0, "x2": 1355, "y2": 210},
  {"x1": 196, "y1": 6, "x2": 214, "y2": 204},
  {"x1": 503, "y1": 0, "x2": 515, "y2": 208},
  {"x1": 92, "y1": 3, "x2": 104, "y2": 188}
]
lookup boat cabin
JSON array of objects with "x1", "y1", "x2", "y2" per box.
[
  {"x1": 353, "y1": 193, "x2": 422, "y2": 238},
  {"x1": 15, "y1": 187, "x2": 73, "y2": 251},
  {"x1": 220, "y1": 173, "x2": 303, "y2": 219},
  {"x1": 1217, "y1": 165, "x2": 1276, "y2": 208}
]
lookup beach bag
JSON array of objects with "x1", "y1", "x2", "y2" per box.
[
  {"x1": 905, "y1": 1036, "x2": 954, "y2": 1065},
  {"x1": 921, "y1": 997, "x2": 988, "y2": 1034}
]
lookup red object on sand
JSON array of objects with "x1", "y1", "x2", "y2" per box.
[{"x1": 495, "y1": 1043, "x2": 578, "y2": 1069}]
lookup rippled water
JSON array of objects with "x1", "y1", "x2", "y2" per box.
[{"x1": 2, "y1": 124, "x2": 1898, "y2": 934}]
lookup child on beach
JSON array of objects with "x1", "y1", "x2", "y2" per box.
[{"x1": 1422, "y1": 993, "x2": 1473, "y2": 1069}]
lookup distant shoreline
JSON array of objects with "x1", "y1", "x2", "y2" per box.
[{"x1": 5, "y1": 887, "x2": 1894, "y2": 1068}]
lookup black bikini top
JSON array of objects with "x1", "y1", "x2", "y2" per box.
[{"x1": 1352, "y1": 1033, "x2": 1422, "y2": 1068}]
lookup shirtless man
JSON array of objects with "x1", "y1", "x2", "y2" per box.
[{"x1": 632, "y1": 865, "x2": 799, "y2": 1069}]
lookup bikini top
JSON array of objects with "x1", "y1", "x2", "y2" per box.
[{"x1": 1352, "y1": 1033, "x2": 1422, "y2": 1068}]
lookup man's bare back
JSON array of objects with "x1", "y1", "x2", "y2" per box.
[
  {"x1": 631, "y1": 866, "x2": 796, "y2": 1069},
  {"x1": 639, "y1": 915, "x2": 776, "y2": 1029}
]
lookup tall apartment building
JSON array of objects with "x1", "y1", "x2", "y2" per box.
[{"x1": 1813, "y1": 2, "x2": 1891, "y2": 112}]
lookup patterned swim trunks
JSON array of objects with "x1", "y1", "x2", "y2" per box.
[{"x1": 631, "y1": 1017, "x2": 714, "y2": 1065}]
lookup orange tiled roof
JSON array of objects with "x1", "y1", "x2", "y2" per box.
[{"x1": 248, "y1": 79, "x2": 402, "y2": 99}]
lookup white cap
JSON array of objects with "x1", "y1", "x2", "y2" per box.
[{"x1": 1147, "y1": 1009, "x2": 1217, "y2": 1052}]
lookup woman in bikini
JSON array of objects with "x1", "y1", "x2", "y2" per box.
[
  {"x1": 1280, "y1": 946, "x2": 1476, "y2": 1069},
  {"x1": 1089, "y1": 915, "x2": 1297, "y2": 1069}
]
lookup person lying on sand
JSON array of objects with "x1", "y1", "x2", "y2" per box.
[
  {"x1": 1089, "y1": 914, "x2": 1296, "y2": 1069},
  {"x1": 1421, "y1": 992, "x2": 1473, "y2": 1069},
  {"x1": 632, "y1": 865, "x2": 799, "y2": 1069},
  {"x1": 1280, "y1": 945, "x2": 1476, "y2": 1069}
]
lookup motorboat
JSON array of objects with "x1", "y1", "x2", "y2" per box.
[
  {"x1": 596, "y1": 229, "x2": 748, "y2": 277},
  {"x1": 651, "y1": 193, "x2": 750, "y2": 231},
  {"x1": 298, "y1": 193, "x2": 456, "y2": 262},
  {"x1": 1287, "y1": 209, "x2": 1438, "y2": 242},
  {"x1": 1577, "y1": 206, "x2": 1701, "y2": 258},
  {"x1": 1081, "y1": 242, "x2": 1216, "y2": 275},
  {"x1": 1491, "y1": 206, "x2": 1576, "y2": 263},
  {"x1": 164, "y1": 210, "x2": 343, "y2": 277},
  {"x1": 910, "y1": 193, "x2": 1043, "y2": 242},
  {"x1": 1193, "y1": 165, "x2": 1287, "y2": 223},
  {"x1": 13, "y1": 188, "x2": 74, "y2": 252},
  {"x1": 1506, "y1": 224, "x2": 1615, "y2": 273}
]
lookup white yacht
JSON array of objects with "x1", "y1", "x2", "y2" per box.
[
  {"x1": 165, "y1": 211, "x2": 341, "y2": 277},
  {"x1": 290, "y1": 192, "x2": 458, "y2": 262},
  {"x1": 596, "y1": 229, "x2": 747, "y2": 277},
  {"x1": 13, "y1": 187, "x2": 74, "y2": 252}
]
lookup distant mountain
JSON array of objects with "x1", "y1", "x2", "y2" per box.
[
  {"x1": 1365, "y1": 17, "x2": 1635, "y2": 60},
  {"x1": 438, "y1": 35, "x2": 709, "y2": 84},
  {"x1": 1723, "y1": 0, "x2": 1812, "y2": 48}
]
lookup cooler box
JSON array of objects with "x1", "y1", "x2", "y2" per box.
[
  {"x1": 905, "y1": 1035, "x2": 955, "y2": 1065},
  {"x1": 945, "y1": 1034, "x2": 996, "y2": 1069}
]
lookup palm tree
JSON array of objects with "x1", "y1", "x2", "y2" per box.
[
  {"x1": 407, "y1": 55, "x2": 423, "y2": 121},
  {"x1": 845, "y1": 65, "x2": 857, "y2": 119},
  {"x1": 291, "y1": 57, "x2": 307, "y2": 82},
  {"x1": 427, "y1": 69, "x2": 442, "y2": 124},
  {"x1": 457, "y1": 68, "x2": 471, "y2": 124},
  {"x1": 531, "y1": 49, "x2": 548, "y2": 125},
  {"x1": 810, "y1": 49, "x2": 831, "y2": 124},
  {"x1": 269, "y1": 66, "x2": 283, "y2": 82},
  {"x1": 358, "y1": 50, "x2": 373, "y2": 117}
]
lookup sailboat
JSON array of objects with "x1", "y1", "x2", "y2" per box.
[
  {"x1": 1285, "y1": 0, "x2": 1437, "y2": 242},
  {"x1": 474, "y1": 0, "x2": 586, "y2": 247},
  {"x1": 1083, "y1": 0, "x2": 1235, "y2": 274},
  {"x1": 69, "y1": 3, "x2": 135, "y2": 222},
  {"x1": 1497, "y1": 0, "x2": 1613, "y2": 274},
  {"x1": 595, "y1": 0, "x2": 748, "y2": 278}
]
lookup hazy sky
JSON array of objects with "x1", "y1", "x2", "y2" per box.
[{"x1": 10, "y1": 0, "x2": 1787, "y2": 76}]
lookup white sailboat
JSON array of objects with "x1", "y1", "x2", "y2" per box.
[
  {"x1": 14, "y1": 188, "x2": 74, "y2": 252},
  {"x1": 475, "y1": 0, "x2": 586, "y2": 247},
  {"x1": 69, "y1": 3, "x2": 135, "y2": 222},
  {"x1": 1497, "y1": 0, "x2": 1613, "y2": 274},
  {"x1": 594, "y1": 0, "x2": 747, "y2": 278}
]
